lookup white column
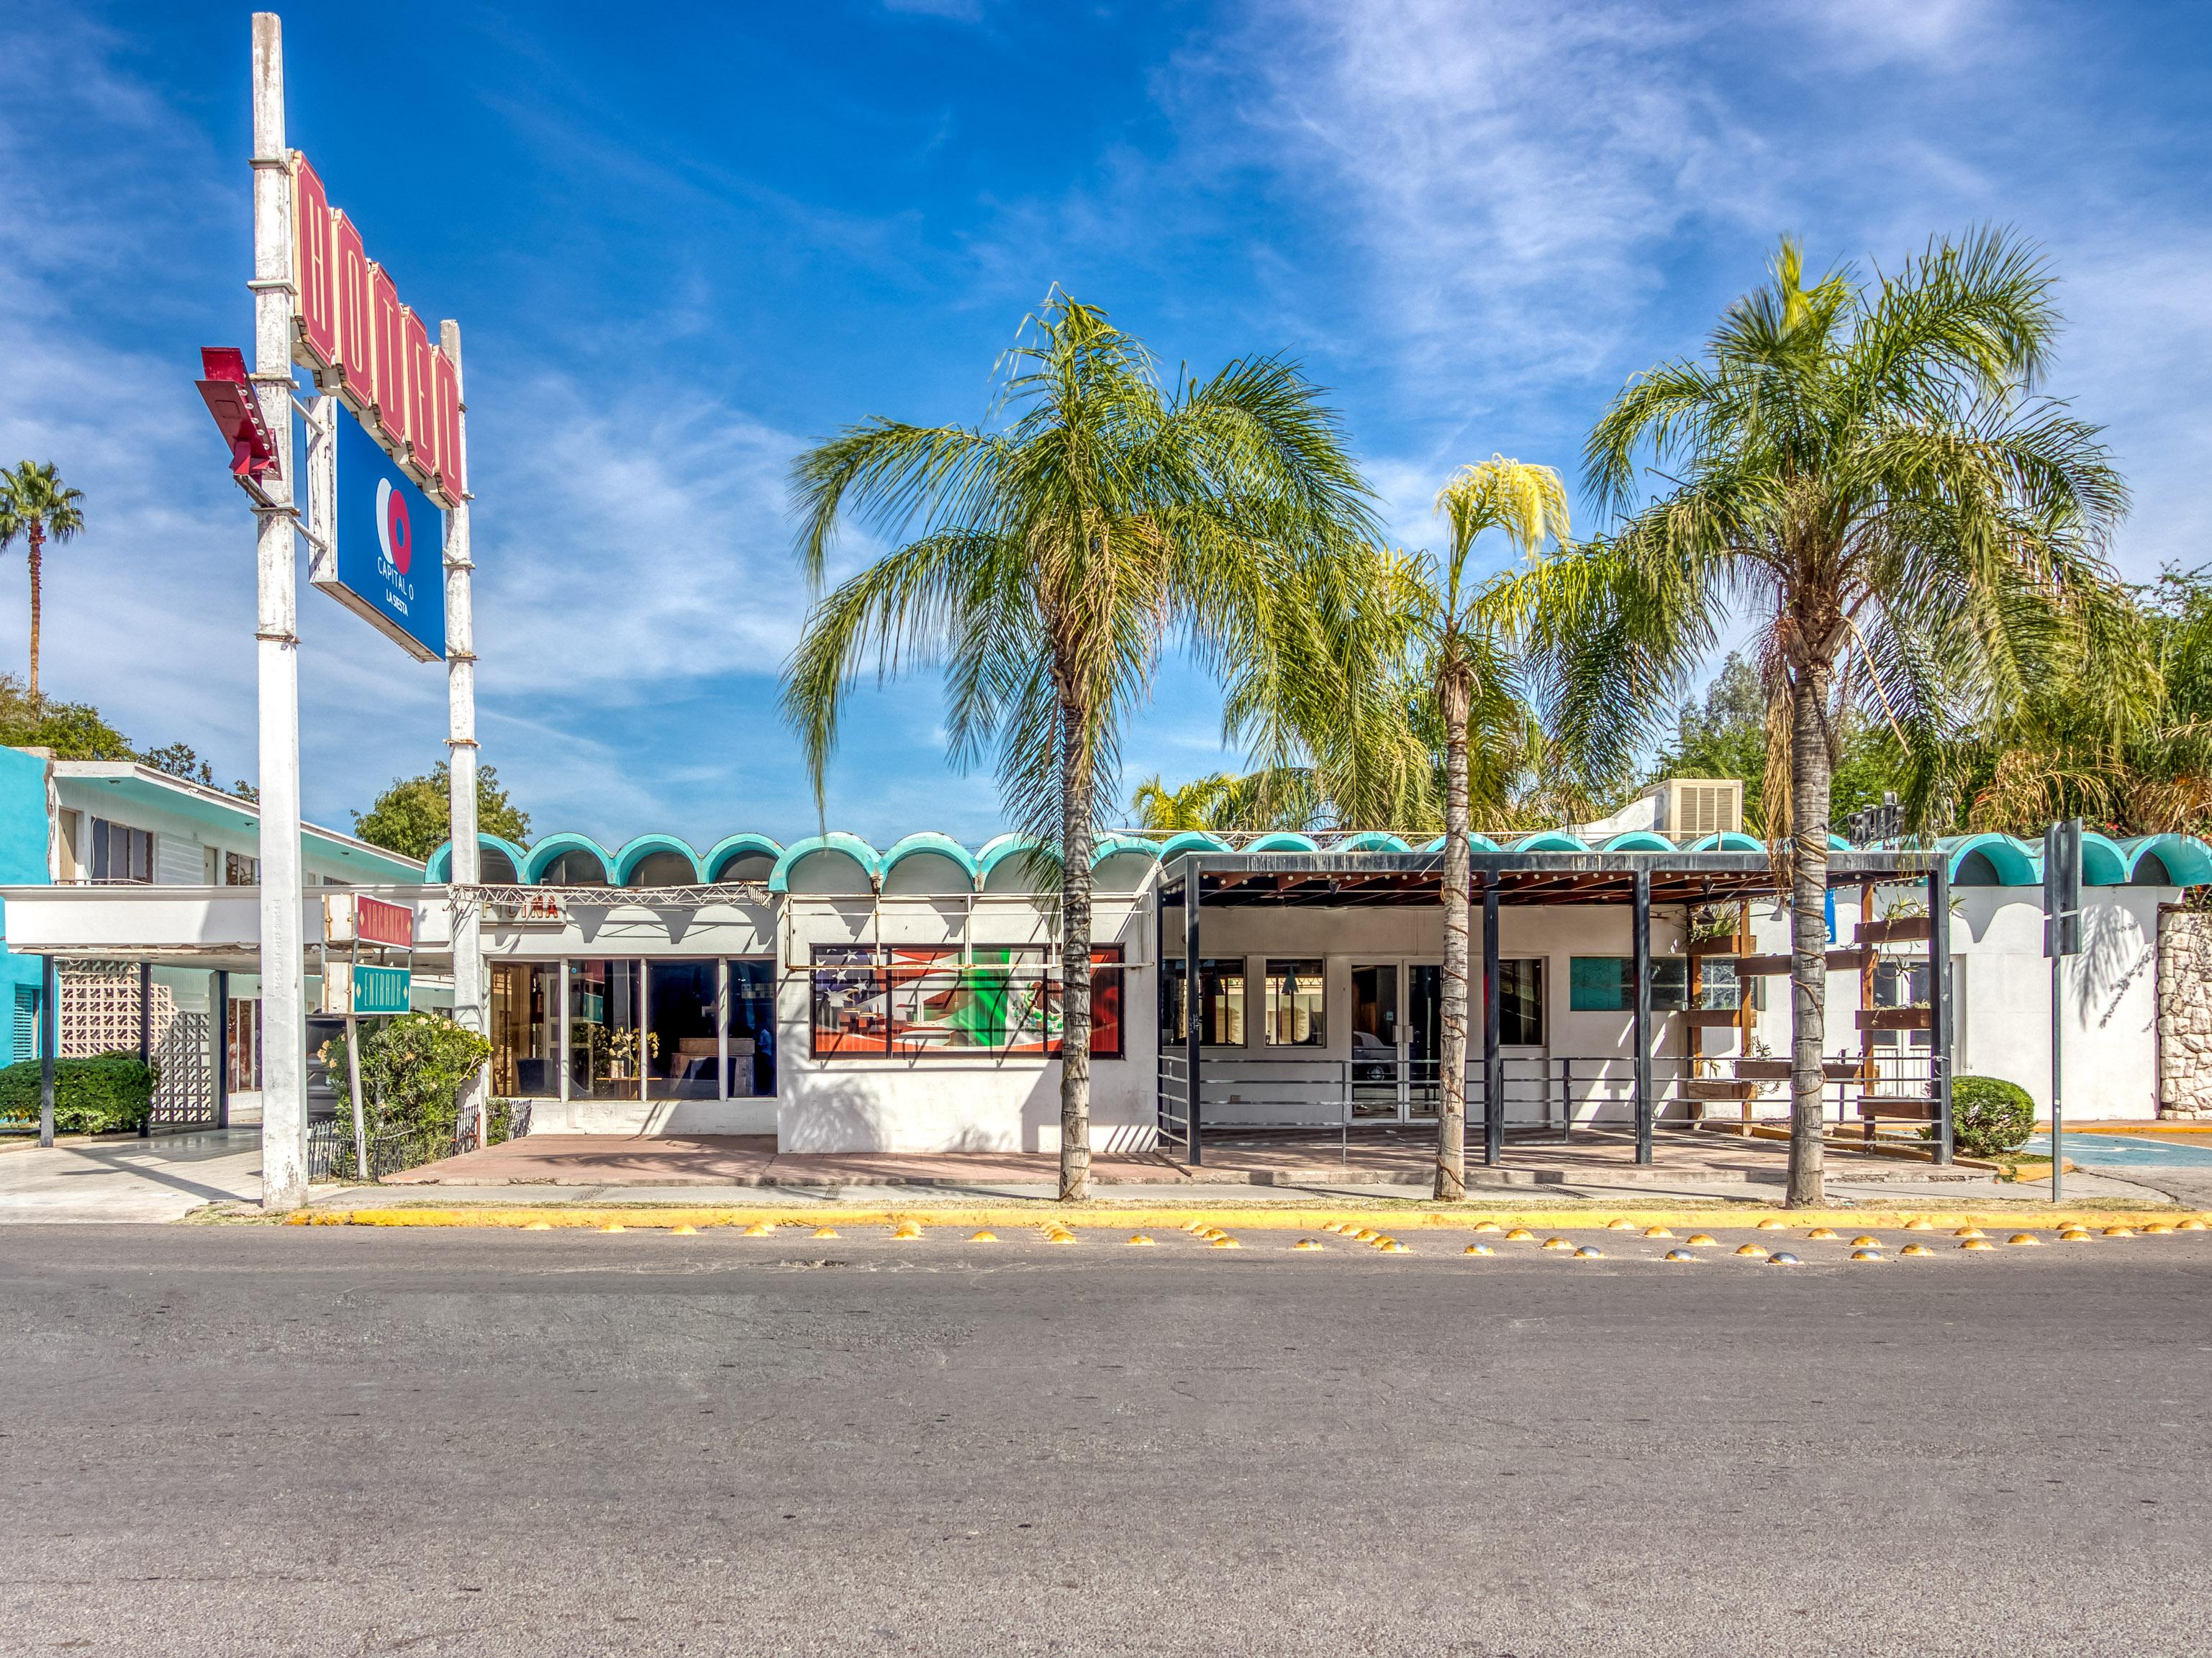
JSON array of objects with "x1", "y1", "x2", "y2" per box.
[
  {"x1": 440, "y1": 318, "x2": 489, "y2": 1133},
  {"x1": 250, "y1": 13, "x2": 307, "y2": 1210}
]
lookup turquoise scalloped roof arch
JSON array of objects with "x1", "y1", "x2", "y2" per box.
[
  {"x1": 2078, "y1": 831, "x2": 2128, "y2": 886},
  {"x1": 1944, "y1": 833, "x2": 2041, "y2": 886},
  {"x1": 1156, "y1": 831, "x2": 1231, "y2": 860},
  {"x1": 768, "y1": 833, "x2": 881, "y2": 893},
  {"x1": 522, "y1": 832, "x2": 615, "y2": 884},
  {"x1": 702, "y1": 833, "x2": 784, "y2": 882},
  {"x1": 1512, "y1": 830, "x2": 1589, "y2": 853},
  {"x1": 612, "y1": 833, "x2": 704, "y2": 885},
  {"x1": 1336, "y1": 831, "x2": 1411, "y2": 853},
  {"x1": 976, "y1": 836, "x2": 1061, "y2": 878},
  {"x1": 2125, "y1": 833, "x2": 2212, "y2": 887},
  {"x1": 881, "y1": 833, "x2": 981, "y2": 887},
  {"x1": 1685, "y1": 830, "x2": 1764, "y2": 852},
  {"x1": 1089, "y1": 834, "x2": 1161, "y2": 869},
  {"x1": 425, "y1": 834, "x2": 530, "y2": 884},
  {"x1": 1247, "y1": 832, "x2": 1320, "y2": 853},
  {"x1": 1602, "y1": 831, "x2": 1674, "y2": 853}
]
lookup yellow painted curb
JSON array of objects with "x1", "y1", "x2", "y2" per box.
[{"x1": 286, "y1": 1202, "x2": 2211, "y2": 1235}]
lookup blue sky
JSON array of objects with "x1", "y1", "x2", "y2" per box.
[{"x1": 3, "y1": 0, "x2": 2209, "y2": 851}]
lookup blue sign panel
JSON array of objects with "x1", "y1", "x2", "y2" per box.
[
  {"x1": 350, "y1": 964, "x2": 413, "y2": 1017},
  {"x1": 323, "y1": 414, "x2": 445, "y2": 661}
]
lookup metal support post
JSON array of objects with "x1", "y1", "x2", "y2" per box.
[
  {"x1": 38, "y1": 955, "x2": 55, "y2": 1148},
  {"x1": 1184, "y1": 860, "x2": 1202, "y2": 1167},
  {"x1": 1632, "y1": 866, "x2": 1653, "y2": 1165},
  {"x1": 2050, "y1": 941, "x2": 2064, "y2": 1205},
  {"x1": 440, "y1": 317, "x2": 488, "y2": 1138},
  {"x1": 137, "y1": 960, "x2": 152, "y2": 1137},
  {"x1": 1482, "y1": 879, "x2": 1502, "y2": 1168},
  {"x1": 250, "y1": 13, "x2": 307, "y2": 1210},
  {"x1": 1929, "y1": 862, "x2": 1953, "y2": 1166},
  {"x1": 214, "y1": 969, "x2": 231, "y2": 1130}
]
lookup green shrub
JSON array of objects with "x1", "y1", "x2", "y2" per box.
[
  {"x1": 1941, "y1": 1074, "x2": 2037, "y2": 1158},
  {"x1": 319, "y1": 1012, "x2": 492, "y2": 1164},
  {"x1": 0, "y1": 1051, "x2": 158, "y2": 1134}
]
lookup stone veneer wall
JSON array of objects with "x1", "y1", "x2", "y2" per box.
[{"x1": 2157, "y1": 907, "x2": 2212, "y2": 1118}]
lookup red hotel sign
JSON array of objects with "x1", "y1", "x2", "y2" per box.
[
  {"x1": 289, "y1": 151, "x2": 466, "y2": 509},
  {"x1": 353, "y1": 894, "x2": 415, "y2": 949}
]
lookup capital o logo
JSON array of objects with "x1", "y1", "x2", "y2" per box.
[{"x1": 375, "y1": 477, "x2": 412, "y2": 574}]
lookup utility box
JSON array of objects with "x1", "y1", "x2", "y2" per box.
[{"x1": 1654, "y1": 776, "x2": 1744, "y2": 838}]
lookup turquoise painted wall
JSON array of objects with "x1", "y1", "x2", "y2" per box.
[{"x1": 0, "y1": 749, "x2": 50, "y2": 1064}]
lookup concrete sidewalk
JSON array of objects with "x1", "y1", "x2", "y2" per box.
[{"x1": 0, "y1": 1130, "x2": 261, "y2": 1221}]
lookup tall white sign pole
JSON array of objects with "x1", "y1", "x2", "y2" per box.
[
  {"x1": 440, "y1": 320, "x2": 488, "y2": 1132},
  {"x1": 251, "y1": 12, "x2": 308, "y2": 1210}
]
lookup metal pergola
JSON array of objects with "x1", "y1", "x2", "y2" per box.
[{"x1": 1152, "y1": 847, "x2": 1952, "y2": 1168}]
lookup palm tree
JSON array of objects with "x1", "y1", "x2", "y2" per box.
[
  {"x1": 782, "y1": 293, "x2": 1379, "y2": 1200},
  {"x1": 0, "y1": 462, "x2": 86, "y2": 703},
  {"x1": 1395, "y1": 461, "x2": 1571, "y2": 1200},
  {"x1": 1525, "y1": 231, "x2": 2128, "y2": 1207}
]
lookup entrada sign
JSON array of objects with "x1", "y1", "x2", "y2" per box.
[{"x1": 289, "y1": 151, "x2": 466, "y2": 509}]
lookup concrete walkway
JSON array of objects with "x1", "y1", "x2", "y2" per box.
[{"x1": 0, "y1": 1130, "x2": 261, "y2": 1221}]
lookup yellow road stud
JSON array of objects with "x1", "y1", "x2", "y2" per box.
[
  {"x1": 2007, "y1": 1233, "x2": 2040, "y2": 1246},
  {"x1": 1899, "y1": 1244, "x2": 1934, "y2": 1256},
  {"x1": 1125, "y1": 1234, "x2": 1156, "y2": 1246},
  {"x1": 522, "y1": 1220, "x2": 553, "y2": 1231},
  {"x1": 1805, "y1": 1227, "x2": 1839, "y2": 1241},
  {"x1": 1504, "y1": 1228, "x2": 1536, "y2": 1242},
  {"x1": 1642, "y1": 1226, "x2": 1673, "y2": 1238},
  {"x1": 2144, "y1": 1223, "x2": 2175, "y2": 1236},
  {"x1": 1953, "y1": 1227, "x2": 1985, "y2": 1240},
  {"x1": 890, "y1": 1223, "x2": 923, "y2": 1240},
  {"x1": 1850, "y1": 1236, "x2": 1880, "y2": 1247},
  {"x1": 1606, "y1": 1218, "x2": 1636, "y2": 1231},
  {"x1": 2057, "y1": 1228, "x2": 2091, "y2": 1242},
  {"x1": 1850, "y1": 1249, "x2": 1882, "y2": 1261},
  {"x1": 1757, "y1": 1219, "x2": 1787, "y2": 1231},
  {"x1": 1767, "y1": 1251, "x2": 1802, "y2": 1265},
  {"x1": 1464, "y1": 1243, "x2": 1494, "y2": 1256},
  {"x1": 1735, "y1": 1244, "x2": 1769, "y2": 1258},
  {"x1": 1292, "y1": 1238, "x2": 1323, "y2": 1251},
  {"x1": 1540, "y1": 1236, "x2": 1572, "y2": 1251},
  {"x1": 969, "y1": 1230, "x2": 999, "y2": 1243},
  {"x1": 2102, "y1": 1226, "x2": 2134, "y2": 1238},
  {"x1": 1960, "y1": 1238, "x2": 1994, "y2": 1251},
  {"x1": 2176, "y1": 1218, "x2": 2206, "y2": 1231},
  {"x1": 1472, "y1": 1220, "x2": 1502, "y2": 1233},
  {"x1": 1663, "y1": 1249, "x2": 1696, "y2": 1262},
  {"x1": 1045, "y1": 1231, "x2": 1077, "y2": 1245},
  {"x1": 1904, "y1": 1218, "x2": 1934, "y2": 1231},
  {"x1": 1686, "y1": 1234, "x2": 1720, "y2": 1247},
  {"x1": 671, "y1": 1223, "x2": 698, "y2": 1236},
  {"x1": 1354, "y1": 1228, "x2": 1379, "y2": 1243},
  {"x1": 810, "y1": 1226, "x2": 839, "y2": 1239},
  {"x1": 1377, "y1": 1240, "x2": 1408, "y2": 1254},
  {"x1": 600, "y1": 1223, "x2": 625, "y2": 1234},
  {"x1": 742, "y1": 1223, "x2": 774, "y2": 1237},
  {"x1": 1574, "y1": 1246, "x2": 1604, "y2": 1259},
  {"x1": 1210, "y1": 1236, "x2": 1242, "y2": 1249}
]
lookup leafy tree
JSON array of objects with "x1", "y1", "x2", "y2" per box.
[
  {"x1": 353, "y1": 762, "x2": 531, "y2": 862},
  {"x1": 0, "y1": 462, "x2": 85, "y2": 702},
  {"x1": 0, "y1": 673, "x2": 133, "y2": 759},
  {"x1": 1525, "y1": 231, "x2": 2128, "y2": 1207},
  {"x1": 784, "y1": 292, "x2": 1379, "y2": 1201},
  {"x1": 1128, "y1": 769, "x2": 1329, "y2": 833}
]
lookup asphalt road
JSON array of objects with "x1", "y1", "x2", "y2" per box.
[{"x1": 4, "y1": 1224, "x2": 2210, "y2": 1658}]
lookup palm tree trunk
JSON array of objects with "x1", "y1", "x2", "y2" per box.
[
  {"x1": 1436, "y1": 671, "x2": 1472, "y2": 1201},
  {"x1": 1059, "y1": 702, "x2": 1094, "y2": 1203},
  {"x1": 1786, "y1": 662, "x2": 1833, "y2": 1208},
  {"x1": 25, "y1": 523, "x2": 42, "y2": 705}
]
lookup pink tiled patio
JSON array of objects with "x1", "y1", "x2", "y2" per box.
[{"x1": 379, "y1": 1126, "x2": 1905, "y2": 1187}]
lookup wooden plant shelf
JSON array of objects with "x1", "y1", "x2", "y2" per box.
[
  {"x1": 1857, "y1": 915, "x2": 1932, "y2": 946},
  {"x1": 1857, "y1": 1006, "x2": 1932, "y2": 1031}
]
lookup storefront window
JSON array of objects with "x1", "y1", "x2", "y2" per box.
[
  {"x1": 490, "y1": 961, "x2": 558, "y2": 1097},
  {"x1": 727, "y1": 960, "x2": 775, "y2": 1096},
  {"x1": 648, "y1": 961, "x2": 719, "y2": 1100},
  {"x1": 1568, "y1": 956, "x2": 1688, "y2": 1013},
  {"x1": 1498, "y1": 958, "x2": 1544, "y2": 1046},
  {"x1": 568, "y1": 959, "x2": 643, "y2": 1098},
  {"x1": 1162, "y1": 959, "x2": 1245, "y2": 1047},
  {"x1": 812, "y1": 946, "x2": 889, "y2": 1056},
  {"x1": 1264, "y1": 959, "x2": 1325, "y2": 1046},
  {"x1": 811, "y1": 946, "x2": 1118, "y2": 1059}
]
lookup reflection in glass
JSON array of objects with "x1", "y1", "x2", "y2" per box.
[
  {"x1": 568, "y1": 959, "x2": 643, "y2": 1098},
  {"x1": 727, "y1": 960, "x2": 775, "y2": 1095},
  {"x1": 1265, "y1": 958, "x2": 1325, "y2": 1046},
  {"x1": 648, "y1": 961, "x2": 719, "y2": 1100},
  {"x1": 490, "y1": 961, "x2": 558, "y2": 1097}
]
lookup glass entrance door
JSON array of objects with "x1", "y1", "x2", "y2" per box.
[
  {"x1": 1351, "y1": 964, "x2": 1400, "y2": 1118},
  {"x1": 1405, "y1": 963, "x2": 1443, "y2": 1118}
]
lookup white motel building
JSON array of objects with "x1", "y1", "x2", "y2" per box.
[{"x1": 3, "y1": 757, "x2": 2209, "y2": 1161}]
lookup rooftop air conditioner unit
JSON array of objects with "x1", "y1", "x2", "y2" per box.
[{"x1": 1654, "y1": 776, "x2": 1743, "y2": 838}]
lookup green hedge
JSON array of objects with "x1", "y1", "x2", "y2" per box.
[
  {"x1": 0, "y1": 1051, "x2": 158, "y2": 1134},
  {"x1": 1943, "y1": 1074, "x2": 2037, "y2": 1158}
]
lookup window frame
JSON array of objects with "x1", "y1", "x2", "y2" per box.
[
  {"x1": 809, "y1": 943, "x2": 1125, "y2": 1061},
  {"x1": 1262, "y1": 957, "x2": 1326, "y2": 1048}
]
